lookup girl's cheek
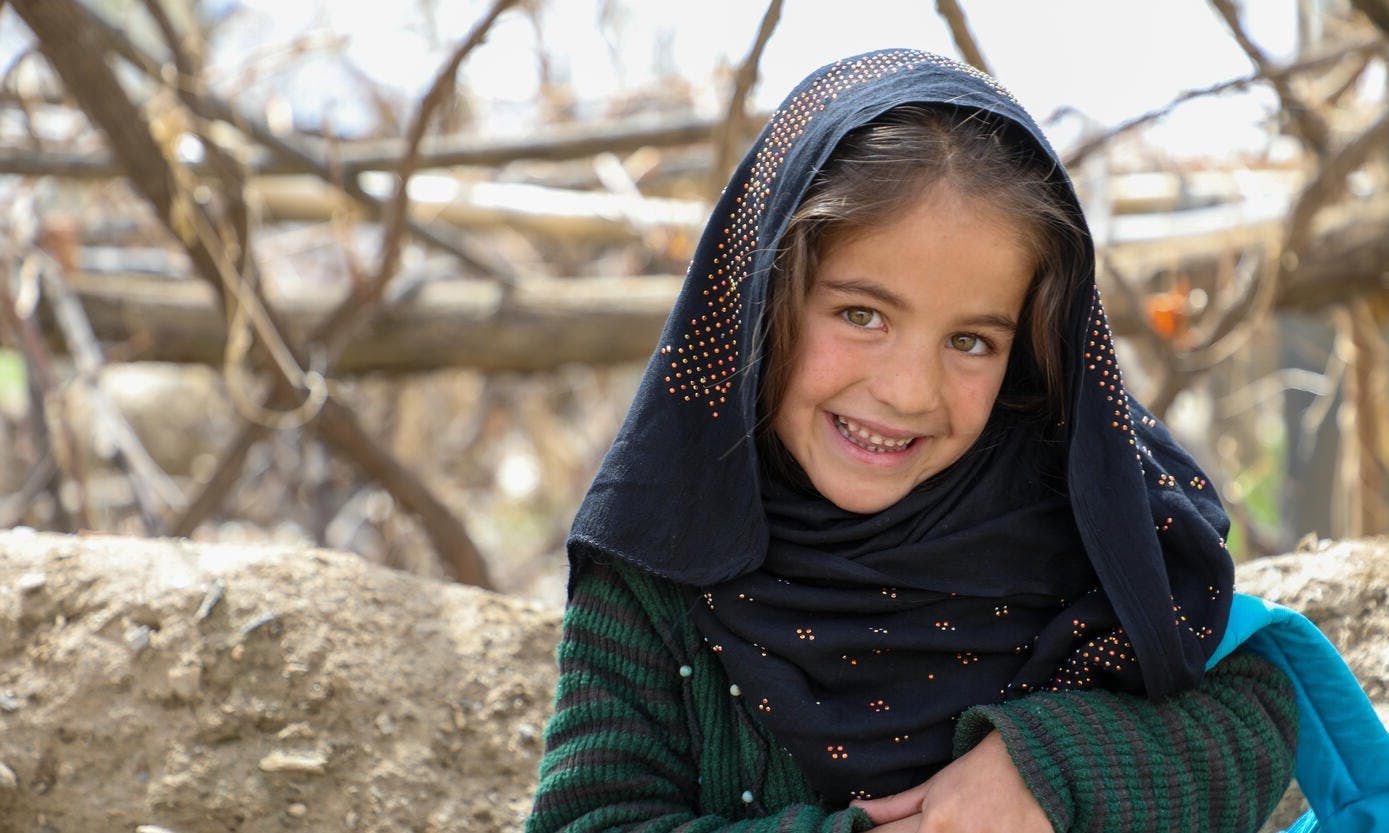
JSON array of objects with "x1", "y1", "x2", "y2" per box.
[{"x1": 952, "y1": 370, "x2": 1009, "y2": 411}]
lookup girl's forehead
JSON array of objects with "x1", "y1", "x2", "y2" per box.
[{"x1": 814, "y1": 184, "x2": 1034, "y2": 253}]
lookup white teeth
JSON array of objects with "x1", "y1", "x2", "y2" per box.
[{"x1": 835, "y1": 416, "x2": 915, "y2": 453}]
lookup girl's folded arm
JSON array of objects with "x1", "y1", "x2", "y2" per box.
[
  {"x1": 526, "y1": 560, "x2": 871, "y2": 833},
  {"x1": 954, "y1": 650, "x2": 1299, "y2": 833}
]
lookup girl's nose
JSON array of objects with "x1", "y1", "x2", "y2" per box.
[{"x1": 873, "y1": 345, "x2": 944, "y2": 416}]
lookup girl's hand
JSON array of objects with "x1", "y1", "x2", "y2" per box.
[{"x1": 850, "y1": 731, "x2": 1054, "y2": 832}]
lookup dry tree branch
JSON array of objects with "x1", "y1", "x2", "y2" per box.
[
  {"x1": 709, "y1": 0, "x2": 783, "y2": 193},
  {"x1": 0, "y1": 113, "x2": 744, "y2": 178},
  {"x1": 1099, "y1": 258, "x2": 1190, "y2": 420},
  {"x1": 1064, "y1": 36, "x2": 1383, "y2": 168},
  {"x1": 79, "y1": 5, "x2": 514, "y2": 278},
  {"x1": 0, "y1": 453, "x2": 59, "y2": 529},
  {"x1": 1209, "y1": 0, "x2": 1331, "y2": 156},
  {"x1": 934, "y1": 0, "x2": 993, "y2": 76},
  {"x1": 1142, "y1": 9, "x2": 1387, "y2": 378},
  {"x1": 13, "y1": 0, "x2": 495, "y2": 588},
  {"x1": 140, "y1": 0, "x2": 260, "y2": 293},
  {"x1": 1282, "y1": 105, "x2": 1389, "y2": 260},
  {"x1": 326, "y1": 0, "x2": 520, "y2": 359},
  {"x1": 173, "y1": 0, "x2": 518, "y2": 584},
  {"x1": 1180, "y1": 108, "x2": 1389, "y2": 376},
  {"x1": 1334, "y1": 300, "x2": 1389, "y2": 536},
  {"x1": 162, "y1": 1, "x2": 518, "y2": 587},
  {"x1": 195, "y1": 0, "x2": 516, "y2": 585},
  {"x1": 1349, "y1": 0, "x2": 1389, "y2": 38},
  {"x1": 38, "y1": 257, "x2": 185, "y2": 531},
  {"x1": 1, "y1": 46, "x2": 51, "y2": 151},
  {"x1": 0, "y1": 260, "x2": 83, "y2": 532}
]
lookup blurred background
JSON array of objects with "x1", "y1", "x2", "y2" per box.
[{"x1": 0, "y1": 0, "x2": 1386, "y2": 606}]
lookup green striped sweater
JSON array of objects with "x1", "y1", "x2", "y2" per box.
[{"x1": 527, "y1": 558, "x2": 1297, "y2": 833}]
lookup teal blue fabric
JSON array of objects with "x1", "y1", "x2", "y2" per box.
[{"x1": 1208, "y1": 593, "x2": 1389, "y2": 833}]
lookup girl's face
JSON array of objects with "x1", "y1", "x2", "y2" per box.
[{"x1": 771, "y1": 187, "x2": 1034, "y2": 514}]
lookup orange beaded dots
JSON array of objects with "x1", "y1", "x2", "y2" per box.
[{"x1": 1083, "y1": 288, "x2": 1143, "y2": 466}]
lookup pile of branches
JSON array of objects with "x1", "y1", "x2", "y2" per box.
[{"x1": 1, "y1": 0, "x2": 1387, "y2": 582}]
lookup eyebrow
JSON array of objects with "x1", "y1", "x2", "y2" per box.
[
  {"x1": 819, "y1": 279, "x2": 1019, "y2": 333},
  {"x1": 820, "y1": 278, "x2": 906, "y2": 308},
  {"x1": 957, "y1": 313, "x2": 1018, "y2": 334}
]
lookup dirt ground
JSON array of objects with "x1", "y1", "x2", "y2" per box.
[
  {"x1": 0, "y1": 530, "x2": 1386, "y2": 833},
  {"x1": 0, "y1": 529, "x2": 561, "y2": 833}
]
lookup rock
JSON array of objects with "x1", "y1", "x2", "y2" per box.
[
  {"x1": 167, "y1": 664, "x2": 201, "y2": 701},
  {"x1": 258, "y1": 751, "x2": 327, "y2": 775},
  {"x1": 16, "y1": 573, "x2": 46, "y2": 593},
  {"x1": 0, "y1": 531, "x2": 561, "y2": 833},
  {"x1": 126, "y1": 623, "x2": 152, "y2": 653},
  {"x1": 1236, "y1": 536, "x2": 1389, "y2": 832}
]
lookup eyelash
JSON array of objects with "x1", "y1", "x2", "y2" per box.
[{"x1": 840, "y1": 307, "x2": 997, "y2": 356}]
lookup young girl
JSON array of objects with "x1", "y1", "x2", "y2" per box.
[{"x1": 526, "y1": 50, "x2": 1298, "y2": 833}]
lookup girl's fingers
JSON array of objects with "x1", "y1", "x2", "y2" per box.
[
  {"x1": 863, "y1": 814, "x2": 924, "y2": 833},
  {"x1": 849, "y1": 781, "x2": 931, "y2": 824}
]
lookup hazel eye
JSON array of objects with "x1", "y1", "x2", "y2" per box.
[
  {"x1": 949, "y1": 334, "x2": 987, "y2": 354},
  {"x1": 843, "y1": 308, "x2": 880, "y2": 328}
]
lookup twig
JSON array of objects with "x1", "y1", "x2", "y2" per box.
[
  {"x1": 316, "y1": 399, "x2": 492, "y2": 587},
  {"x1": 709, "y1": 0, "x2": 783, "y2": 193},
  {"x1": 0, "y1": 113, "x2": 741, "y2": 179},
  {"x1": 1, "y1": 46, "x2": 48, "y2": 152},
  {"x1": 1099, "y1": 258, "x2": 1189, "y2": 420},
  {"x1": 38, "y1": 256, "x2": 185, "y2": 528},
  {"x1": 934, "y1": 0, "x2": 993, "y2": 76},
  {"x1": 0, "y1": 260, "x2": 83, "y2": 531},
  {"x1": 133, "y1": 0, "x2": 323, "y2": 435},
  {"x1": 78, "y1": 4, "x2": 514, "y2": 279},
  {"x1": 1224, "y1": 493, "x2": 1285, "y2": 558},
  {"x1": 1216, "y1": 367, "x2": 1336, "y2": 418},
  {"x1": 1349, "y1": 0, "x2": 1389, "y2": 38},
  {"x1": 0, "y1": 452, "x2": 58, "y2": 528},
  {"x1": 1064, "y1": 37, "x2": 1382, "y2": 168},
  {"x1": 15, "y1": 0, "x2": 494, "y2": 587},
  {"x1": 140, "y1": 0, "x2": 255, "y2": 281},
  {"x1": 317, "y1": 0, "x2": 519, "y2": 366},
  {"x1": 1282, "y1": 105, "x2": 1389, "y2": 260},
  {"x1": 172, "y1": 1, "x2": 517, "y2": 572},
  {"x1": 1338, "y1": 300, "x2": 1389, "y2": 535},
  {"x1": 1209, "y1": 0, "x2": 1331, "y2": 156}
]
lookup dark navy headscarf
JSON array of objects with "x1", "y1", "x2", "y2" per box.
[{"x1": 568, "y1": 50, "x2": 1233, "y2": 803}]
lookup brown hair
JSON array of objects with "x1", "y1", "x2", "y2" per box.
[{"x1": 758, "y1": 104, "x2": 1087, "y2": 442}]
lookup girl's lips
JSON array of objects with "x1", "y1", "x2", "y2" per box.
[{"x1": 833, "y1": 414, "x2": 918, "y2": 453}]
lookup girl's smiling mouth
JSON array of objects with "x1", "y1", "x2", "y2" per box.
[{"x1": 833, "y1": 414, "x2": 918, "y2": 453}]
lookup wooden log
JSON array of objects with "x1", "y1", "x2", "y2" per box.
[
  {"x1": 249, "y1": 175, "x2": 708, "y2": 241},
  {"x1": 37, "y1": 198, "x2": 1389, "y2": 374},
  {"x1": 52, "y1": 271, "x2": 684, "y2": 373},
  {"x1": 0, "y1": 113, "x2": 742, "y2": 179}
]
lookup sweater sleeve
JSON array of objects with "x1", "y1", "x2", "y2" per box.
[
  {"x1": 954, "y1": 650, "x2": 1298, "y2": 833},
  {"x1": 526, "y1": 559, "x2": 871, "y2": 833}
]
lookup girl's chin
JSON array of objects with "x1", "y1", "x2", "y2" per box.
[{"x1": 817, "y1": 479, "x2": 914, "y2": 515}]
